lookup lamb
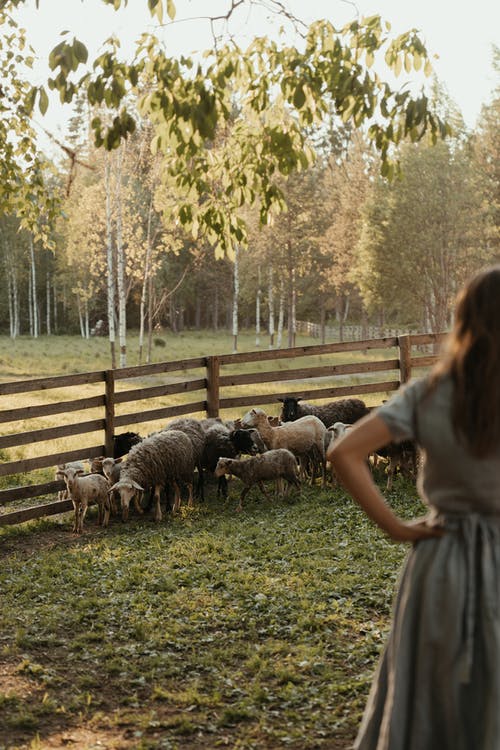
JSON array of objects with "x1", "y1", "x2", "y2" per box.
[
  {"x1": 240, "y1": 407, "x2": 326, "y2": 484},
  {"x1": 60, "y1": 466, "x2": 110, "y2": 534},
  {"x1": 55, "y1": 460, "x2": 85, "y2": 502},
  {"x1": 324, "y1": 422, "x2": 353, "y2": 484},
  {"x1": 278, "y1": 396, "x2": 369, "y2": 428},
  {"x1": 375, "y1": 440, "x2": 418, "y2": 490},
  {"x1": 200, "y1": 422, "x2": 266, "y2": 498},
  {"x1": 108, "y1": 429, "x2": 195, "y2": 522},
  {"x1": 215, "y1": 449, "x2": 300, "y2": 511}
]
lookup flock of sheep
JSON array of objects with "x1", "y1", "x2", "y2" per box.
[{"x1": 56, "y1": 396, "x2": 417, "y2": 534}]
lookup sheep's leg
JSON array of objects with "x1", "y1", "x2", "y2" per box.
[
  {"x1": 236, "y1": 485, "x2": 252, "y2": 512},
  {"x1": 77, "y1": 499, "x2": 88, "y2": 534},
  {"x1": 186, "y1": 481, "x2": 194, "y2": 508},
  {"x1": 109, "y1": 491, "x2": 119, "y2": 516},
  {"x1": 71, "y1": 497, "x2": 79, "y2": 533},
  {"x1": 133, "y1": 491, "x2": 144, "y2": 515},
  {"x1": 101, "y1": 497, "x2": 110, "y2": 528},
  {"x1": 386, "y1": 458, "x2": 396, "y2": 491},
  {"x1": 153, "y1": 483, "x2": 163, "y2": 522},
  {"x1": 172, "y1": 481, "x2": 182, "y2": 514}
]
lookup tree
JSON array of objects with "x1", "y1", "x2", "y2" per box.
[
  {"x1": 355, "y1": 135, "x2": 488, "y2": 331},
  {"x1": 5, "y1": 1, "x2": 449, "y2": 258}
]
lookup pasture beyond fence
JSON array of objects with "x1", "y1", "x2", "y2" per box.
[{"x1": 0, "y1": 332, "x2": 446, "y2": 528}]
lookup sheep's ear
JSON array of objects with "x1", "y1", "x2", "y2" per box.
[
  {"x1": 115, "y1": 456, "x2": 124, "y2": 464},
  {"x1": 130, "y1": 480, "x2": 144, "y2": 492},
  {"x1": 75, "y1": 469, "x2": 84, "y2": 475}
]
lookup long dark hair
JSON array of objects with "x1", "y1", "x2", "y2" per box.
[{"x1": 433, "y1": 266, "x2": 500, "y2": 457}]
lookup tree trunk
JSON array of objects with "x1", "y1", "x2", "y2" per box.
[
  {"x1": 46, "y1": 271, "x2": 51, "y2": 335},
  {"x1": 7, "y1": 266, "x2": 14, "y2": 338},
  {"x1": 77, "y1": 295, "x2": 85, "y2": 338},
  {"x1": 268, "y1": 266, "x2": 274, "y2": 349},
  {"x1": 287, "y1": 267, "x2": 296, "y2": 348},
  {"x1": 53, "y1": 279, "x2": 58, "y2": 334},
  {"x1": 139, "y1": 192, "x2": 154, "y2": 365},
  {"x1": 212, "y1": 285, "x2": 219, "y2": 331},
  {"x1": 115, "y1": 148, "x2": 127, "y2": 367},
  {"x1": 29, "y1": 235, "x2": 38, "y2": 338},
  {"x1": 255, "y1": 264, "x2": 261, "y2": 347},
  {"x1": 105, "y1": 157, "x2": 116, "y2": 368},
  {"x1": 277, "y1": 278, "x2": 285, "y2": 349},
  {"x1": 232, "y1": 245, "x2": 239, "y2": 353},
  {"x1": 28, "y1": 273, "x2": 33, "y2": 337}
]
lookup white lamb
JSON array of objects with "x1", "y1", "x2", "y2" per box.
[
  {"x1": 60, "y1": 466, "x2": 110, "y2": 534},
  {"x1": 55, "y1": 461, "x2": 85, "y2": 502}
]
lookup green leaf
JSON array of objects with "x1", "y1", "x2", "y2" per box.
[
  {"x1": 73, "y1": 39, "x2": 88, "y2": 64},
  {"x1": 38, "y1": 86, "x2": 49, "y2": 115},
  {"x1": 293, "y1": 85, "x2": 305, "y2": 109},
  {"x1": 167, "y1": 0, "x2": 176, "y2": 20}
]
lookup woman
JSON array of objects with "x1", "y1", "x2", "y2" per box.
[{"x1": 328, "y1": 266, "x2": 500, "y2": 750}]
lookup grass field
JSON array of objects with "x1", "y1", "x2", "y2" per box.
[
  {"x1": 0, "y1": 475, "x2": 424, "y2": 750},
  {"x1": 0, "y1": 332, "x2": 425, "y2": 749}
]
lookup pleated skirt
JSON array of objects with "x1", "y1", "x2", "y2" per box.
[{"x1": 355, "y1": 513, "x2": 500, "y2": 750}]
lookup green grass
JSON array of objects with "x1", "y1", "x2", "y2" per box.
[{"x1": 0, "y1": 475, "x2": 424, "y2": 750}]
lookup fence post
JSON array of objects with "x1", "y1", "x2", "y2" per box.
[
  {"x1": 398, "y1": 334, "x2": 412, "y2": 384},
  {"x1": 104, "y1": 369, "x2": 115, "y2": 456},
  {"x1": 206, "y1": 355, "x2": 220, "y2": 418}
]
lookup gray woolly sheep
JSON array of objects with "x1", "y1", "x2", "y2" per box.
[
  {"x1": 240, "y1": 408, "x2": 326, "y2": 485},
  {"x1": 215, "y1": 448, "x2": 300, "y2": 511},
  {"x1": 60, "y1": 466, "x2": 110, "y2": 534},
  {"x1": 163, "y1": 417, "x2": 207, "y2": 501},
  {"x1": 109, "y1": 429, "x2": 195, "y2": 522},
  {"x1": 278, "y1": 396, "x2": 369, "y2": 427}
]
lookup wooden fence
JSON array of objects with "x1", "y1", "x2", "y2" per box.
[{"x1": 0, "y1": 332, "x2": 446, "y2": 527}]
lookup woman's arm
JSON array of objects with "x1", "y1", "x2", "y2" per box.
[{"x1": 327, "y1": 412, "x2": 443, "y2": 543}]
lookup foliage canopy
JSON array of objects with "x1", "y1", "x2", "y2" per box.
[{"x1": 0, "y1": 0, "x2": 450, "y2": 254}]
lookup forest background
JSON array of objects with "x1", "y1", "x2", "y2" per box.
[{"x1": 1, "y1": 0, "x2": 499, "y2": 370}]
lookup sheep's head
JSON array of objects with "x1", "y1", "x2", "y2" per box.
[
  {"x1": 240, "y1": 408, "x2": 267, "y2": 428},
  {"x1": 278, "y1": 396, "x2": 302, "y2": 422},
  {"x1": 109, "y1": 480, "x2": 144, "y2": 521},
  {"x1": 214, "y1": 458, "x2": 232, "y2": 477},
  {"x1": 61, "y1": 466, "x2": 84, "y2": 490}
]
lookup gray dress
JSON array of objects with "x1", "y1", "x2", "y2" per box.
[{"x1": 355, "y1": 375, "x2": 500, "y2": 750}]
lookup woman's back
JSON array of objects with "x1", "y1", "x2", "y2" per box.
[{"x1": 378, "y1": 374, "x2": 500, "y2": 516}]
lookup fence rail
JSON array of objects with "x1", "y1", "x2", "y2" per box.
[{"x1": 0, "y1": 332, "x2": 446, "y2": 527}]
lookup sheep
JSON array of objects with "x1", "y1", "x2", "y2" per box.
[
  {"x1": 113, "y1": 431, "x2": 142, "y2": 458},
  {"x1": 324, "y1": 421, "x2": 417, "y2": 490},
  {"x1": 108, "y1": 429, "x2": 195, "y2": 522},
  {"x1": 278, "y1": 396, "x2": 369, "y2": 428},
  {"x1": 200, "y1": 422, "x2": 266, "y2": 498},
  {"x1": 324, "y1": 421, "x2": 353, "y2": 485},
  {"x1": 101, "y1": 457, "x2": 142, "y2": 517},
  {"x1": 375, "y1": 440, "x2": 418, "y2": 490},
  {"x1": 240, "y1": 408, "x2": 327, "y2": 485},
  {"x1": 215, "y1": 449, "x2": 300, "y2": 511},
  {"x1": 60, "y1": 466, "x2": 110, "y2": 534},
  {"x1": 55, "y1": 460, "x2": 85, "y2": 502},
  {"x1": 163, "y1": 418, "x2": 206, "y2": 501}
]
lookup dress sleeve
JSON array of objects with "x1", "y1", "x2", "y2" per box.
[{"x1": 376, "y1": 377, "x2": 427, "y2": 442}]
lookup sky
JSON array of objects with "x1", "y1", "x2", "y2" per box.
[{"x1": 11, "y1": 0, "x2": 500, "y2": 152}]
